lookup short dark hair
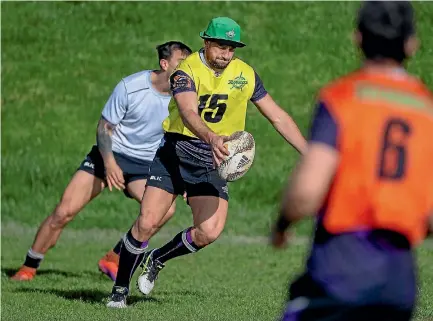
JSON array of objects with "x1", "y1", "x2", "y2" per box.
[
  {"x1": 357, "y1": 1, "x2": 415, "y2": 63},
  {"x1": 156, "y1": 41, "x2": 192, "y2": 63}
]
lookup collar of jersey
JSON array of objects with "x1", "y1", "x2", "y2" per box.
[
  {"x1": 147, "y1": 70, "x2": 171, "y2": 98},
  {"x1": 199, "y1": 48, "x2": 224, "y2": 78},
  {"x1": 361, "y1": 64, "x2": 409, "y2": 80}
]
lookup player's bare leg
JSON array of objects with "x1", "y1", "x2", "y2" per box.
[
  {"x1": 107, "y1": 186, "x2": 176, "y2": 308},
  {"x1": 11, "y1": 170, "x2": 105, "y2": 281},
  {"x1": 126, "y1": 180, "x2": 178, "y2": 232},
  {"x1": 137, "y1": 195, "x2": 228, "y2": 295},
  {"x1": 99, "y1": 179, "x2": 177, "y2": 281}
]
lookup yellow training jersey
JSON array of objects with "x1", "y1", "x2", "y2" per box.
[{"x1": 163, "y1": 50, "x2": 261, "y2": 138}]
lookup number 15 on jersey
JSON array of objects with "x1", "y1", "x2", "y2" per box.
[{"x1": 198, "y1": 94, "x2": 228, "y2": 124}]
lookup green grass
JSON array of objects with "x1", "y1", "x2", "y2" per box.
[{"x1": 2, "y1": 2, "x2": 433, "y2": 320}]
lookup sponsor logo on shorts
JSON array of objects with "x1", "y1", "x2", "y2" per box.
[
  {"x1": 222, "y1": 185, "x2": 229, "y2": 194},
  {"x1": 150, "y1": 175, "x2": 162, "y2": 181},
  {"x1": 84, "y1": 161, "x2": 95, "y2": 169}
]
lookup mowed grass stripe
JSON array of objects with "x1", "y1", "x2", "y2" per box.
[{"x1": 3, "y1": 220, "x2": 433, "y2": 249}]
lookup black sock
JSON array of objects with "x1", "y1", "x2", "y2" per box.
[
  {"x1": 152, "y1": 227, "x2": 202, "y2": 264},
  {"x1": 112, "y1": 239, "x2": 123, "y2": 255},
  {"x1": 24, "y1": 249, "x2": 44, "y2": 269},
  {"x1": 114, "y1": 229, "x2": 148, "y2": 289}
]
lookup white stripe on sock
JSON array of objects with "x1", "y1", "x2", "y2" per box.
[
  {"x1": 27, "y1": 249, "x2": 44, "y2": 260},
  {"x1": 122, "y1": 234, "x2": 147, "y2": 255},
  {"x1": 181, "y1": 231, "x2": 197, "y2": 253}
]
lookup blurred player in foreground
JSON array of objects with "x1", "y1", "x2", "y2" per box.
[
  {"x1": 107, "y1": 17, "x2": 307, "y2": 308},
  {"x1": 271, "y1": 2, "x2": 433, "y2": 320},
  {"x1": 11, "y1": 41, "x2": 192, "y2": 282}
]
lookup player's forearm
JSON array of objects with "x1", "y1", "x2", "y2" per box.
[
  {"x1": 180, "y1": 109, "x2": 216, "y2": 144},
  {"x1": 276, "y1": 181, "x2": 317, "y2": 232},
  {"x1": 96, "y1": 120, "x2": 115, "y2": 164},
  {"x1": 174, "y1": 90, "x2": 217, "y2": 144},
  {"x1": 280, "y1": 145, "x2": 336, "y2": 227},
  {"x1": 275, "y1": 197, "x2": 305, "y2": 233},
  {"x1": 273, "y1": 114, "x2": 307, "y2": 155}
]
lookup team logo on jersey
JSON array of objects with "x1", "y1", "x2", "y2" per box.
[
  {"x1": 226, "y1": 29, "x2": 235, "y2": 38},
  {"x1": 228, "y1": 72, "x2": 248, "y2": 91}
]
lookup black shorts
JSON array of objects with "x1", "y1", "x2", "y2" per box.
[
  {"x1": 280, "y1": 273, "x2": 414, "y2": 321},
  {"x1": 146, "y1": 137, "x2": 229, "y2": 201},
  {"x1": 77, "y1": 145, "x2": 151, "y2": 198}
]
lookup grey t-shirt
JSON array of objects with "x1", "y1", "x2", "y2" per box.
[{"x1": 101, "y1": 70, "x2": 171, "y2": 161}]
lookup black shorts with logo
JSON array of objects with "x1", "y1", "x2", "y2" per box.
[
  {"x1": 77, "y1": 145, "x2": 151, "y2": 198},
  {"x1": 146, "y1": 134, "x2": 229, "y2": 201}
]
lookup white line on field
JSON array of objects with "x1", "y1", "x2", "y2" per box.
[
  {"x1": 1, "y1": 220, "x2": 433, "y2": 249},
  {"x1": 1, "y1": 220, "x2": 309, "y2": 246}
]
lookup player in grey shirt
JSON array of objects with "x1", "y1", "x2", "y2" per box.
[{"x1": 11, "y1": 41, "x2": 192, "y2": 282}]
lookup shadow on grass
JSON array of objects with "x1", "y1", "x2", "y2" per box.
[
  {"x1": 2, "y1": 267, "x2": 101, "y2": 279},
  {"x1": 15, "y1": 287, "x2": 160, "y2": 305},
  {"x1": 156, "y1": 289, "x2": 207, "y2": 298}
]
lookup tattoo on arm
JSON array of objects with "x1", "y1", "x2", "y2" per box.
[
  {"x1": 170, "y1": 70, "x2": 196, "y2": 95},
  {"x1": 96, "y1": 118, "x2": 115, "y2": 161}
]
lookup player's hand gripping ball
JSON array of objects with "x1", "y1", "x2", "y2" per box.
[{"x1": 217, "y1": 131, "x2": 255, "y2": 182}]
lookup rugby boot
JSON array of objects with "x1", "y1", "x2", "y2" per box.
[
  {"x1": 136, "y1": 249, "x2": 165, "y2": 295},
  {"x1": 106, "y1": 286, "x2": 128, "y2": 308},
  {"x1": 10, "y1": 266, "x2": 36, "y2": 281},
  {"x1": 98, "y1": 250, "x2": 119, "y2": 281}
]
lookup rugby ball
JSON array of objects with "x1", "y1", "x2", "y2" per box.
[{"x1": 217, "y1": 131, "x2": 255, "y2": 182}]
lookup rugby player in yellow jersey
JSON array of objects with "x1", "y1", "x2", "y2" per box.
[{"x1": 107, "y1": 17, "x2": 307, "y2": 308}]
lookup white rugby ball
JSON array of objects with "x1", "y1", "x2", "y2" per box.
[{"x1": 217, "y1": 131, "x2": 255, "y2": 182}]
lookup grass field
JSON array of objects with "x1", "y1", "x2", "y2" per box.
[{"x1": 2, "y1": 2, "x2": 433, "y2": 321}]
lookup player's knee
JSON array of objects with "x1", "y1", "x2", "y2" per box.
[
  {"x1": 137, "y1": 207, "x2": 165, "y2": 236},
  {"x1": 50, "y1": 201, "x2": 77, "y2": 228},
  {"x1": 204, "y1": 229, "x2": 222, "y2": 244},
  {"x1": 194, "y1": 224, "x2": 223, "y2": 246}
]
